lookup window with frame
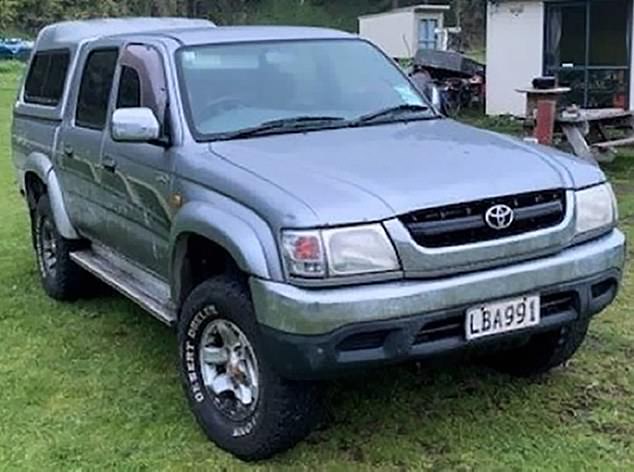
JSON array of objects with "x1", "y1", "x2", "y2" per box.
[
  {"x1": 115, "y1": 44, "x2": 167, "y2": 123},
  {"x1": 176, "y1": 40, "x2": 428, "y2": 138},
  {"x1": 24, "y1": 50, "x2": 70, "y2": 106},
  {"x1": 418, "y1": 19, "x2": 439, "y2": 50},
  {"x1": 545, "y1": 0, "x2": 630, "y2": 108},
  {"x1": 75, "y1": 48, "x2": 119, "y2": 130}
]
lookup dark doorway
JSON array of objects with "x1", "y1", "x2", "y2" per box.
[{"x1": 545, "y1": 0, "x2": 632, "y2": 108}]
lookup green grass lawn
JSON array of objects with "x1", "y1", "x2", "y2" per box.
[{"x1": 1, "y1": 64, "x2": 634, "y2": 471}]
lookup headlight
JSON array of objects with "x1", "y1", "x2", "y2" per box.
[
  {"x1": 323, "y1": 225, "x2": 400, "y2": 276},
  {"x1": 575, "y1": 184, "x2": 617, "y2": 235},
  {"x1": 281, "y1": 224, "x2": 400, "y2": 279}
]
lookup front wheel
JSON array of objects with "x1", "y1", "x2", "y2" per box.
[
  {"x1": 177, "y1": 276, "x2": 320, "y2": 461},
  {"x1": 486, "y1": 317, "x2": 590, "y2": 377}
]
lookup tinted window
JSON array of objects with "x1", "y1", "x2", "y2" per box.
[
  {"x1": 117, "y1": 66, "x2": 141, "y2": 108},
  {"x1": 76, "y1": 49, "x2": 118, "y2": 130},
  {"x1": 558, "y1": 6, "x2": 586, "y2": 66},
  {"x1": 24, "y1": 51, "x2": 70, "y2": 106},
  {"x1": 590, "y1": 1, "x2": 628, "y2": 67}
]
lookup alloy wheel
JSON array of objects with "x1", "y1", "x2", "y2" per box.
[{"x1": 198, "y1": 314, "x2": 260, "y2": 421}]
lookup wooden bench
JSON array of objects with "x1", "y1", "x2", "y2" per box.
[{"x1": 556, "y1": 108, "x2": 634, "y2": 163}]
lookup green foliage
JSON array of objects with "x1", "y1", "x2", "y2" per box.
[
  {"x1": 0, "y1": 0, "x2": 486, "y2": 48},
  {"x1": 13, "y1": 0, "x2": 132, "y2": 32},
  {"x1": 459, "y1": 110, "x2": 525, "y2": 136},
  {"x1": 0, "y1": 59, "x2": 25, "y2": 77},
  {"x1": 247, "y1": 0, "x2": 346, "y2": 29},
  {"x1": 0, "y1": 0, "x2": 19, "y2": 30}
]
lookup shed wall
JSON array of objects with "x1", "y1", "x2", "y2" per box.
[
  {"x1": 359, "y1": 11, "x2": 416, "y2": 59},
  {"x1": 486, "y1": 1, "x2": 544, "y2": 116}
]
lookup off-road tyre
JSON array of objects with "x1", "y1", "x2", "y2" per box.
[
  {"x1": 31, "y1": 195, "x2": 85, "y2": 301},
  {"x1": 487, "y1": 317, "x2": 590, "y2": 377},
  {"x1": 178, "y1": 276, "x2": 321, "y2": 461}
]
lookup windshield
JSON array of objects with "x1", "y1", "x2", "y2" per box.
[{"x1": 176, "y1": 39, "x2": 433, "y2": 140}]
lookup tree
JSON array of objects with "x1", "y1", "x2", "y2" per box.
[
  {"x1": 206, "y1": 0, "x2": 250, "y2": 24},
  {"x1": 0, "y1": 0, "x2": 19, "y2": 30},
  {"x1": 3, "y1": 0, "x2": 486, "y2": 46},
  {"x1": 452, "y1": 0, "x2": 486, "y2": 50}
]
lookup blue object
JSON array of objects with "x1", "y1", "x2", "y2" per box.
[{"x1": 0, "y1": 38, "x2": 34, "y2": 61}]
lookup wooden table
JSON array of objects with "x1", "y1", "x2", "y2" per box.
[
  {"x1": 516, "y1": 87, "x2": 571, "y2": 121},
  {"x1": 556, "y1": 108, "x2": 634, "y2": 163}
]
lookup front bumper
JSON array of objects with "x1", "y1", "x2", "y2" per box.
[{"x1": 250, "y1": 230, "x2": 625, "y2": 378}]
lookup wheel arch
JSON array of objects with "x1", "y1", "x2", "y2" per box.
[
  {"x1": 23, "y1": 152, "x2": 79, "y2": 240},
  {"x1": 170, "y1": 202, "x2": 275, "y2": 306}
]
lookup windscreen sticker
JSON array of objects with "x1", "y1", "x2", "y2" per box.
[{"x1": 394, "y1": 85, "x2": 425, "y2": 106}]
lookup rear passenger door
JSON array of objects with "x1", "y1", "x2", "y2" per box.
[
  {"x1": 58, "y1": 46, "x2": 119, "y2": 240},
  {"x1": 99, "y1": 43, "x2": 174, "y2": 278}
]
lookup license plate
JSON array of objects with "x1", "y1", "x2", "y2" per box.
[{"x1": 466, "y1": 295, "x2": 540, "y2": 341}]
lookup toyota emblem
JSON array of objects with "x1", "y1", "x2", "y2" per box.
[{"x1": 485, "y1": 204, "x2": 514, "y2": 230}]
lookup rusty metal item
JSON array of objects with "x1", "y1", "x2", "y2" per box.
[{"x1": 534, "y1": 100, "x2": 557, "y2": 145}]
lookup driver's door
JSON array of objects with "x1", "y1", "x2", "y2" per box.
[{"x1": 99, "y1": 43, "x2": 175, "y2": 278}]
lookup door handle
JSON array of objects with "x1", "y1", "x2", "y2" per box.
[
  {"x1": 63, "y1": 145, "x2": 74, "y2": 158},
  {"x1": 102, "y1": 156, "x2": 117, "y2": 173}
]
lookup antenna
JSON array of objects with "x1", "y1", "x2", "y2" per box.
[{"x1": 402, "y1": 33, "x2": 412, "y2": 58}]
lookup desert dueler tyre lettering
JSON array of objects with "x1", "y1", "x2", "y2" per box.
[{"x1": 177, "y1": 276, "x2": 320, "y2": 461}]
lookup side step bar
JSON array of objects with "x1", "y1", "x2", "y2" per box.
[{"x1": 70, "y1": 249, "x2": 177, "y2": 327}]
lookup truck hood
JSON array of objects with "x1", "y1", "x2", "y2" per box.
[{"x1": 210, "y1": 119, "x2": 605, "y2": 226}]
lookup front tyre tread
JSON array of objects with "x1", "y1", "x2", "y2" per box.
[
  {"x1": 488, "y1": 317, "x2": 590, "y2": 377},
  {"x1": 177, "y1": 276, "x2": 320, "y2": 461}
]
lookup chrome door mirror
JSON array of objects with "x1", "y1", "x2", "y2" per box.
[{"x1": 111, "y1": 108, "x2": 161, "y2": 142}]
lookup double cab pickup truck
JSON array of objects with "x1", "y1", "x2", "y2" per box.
[{"x1": 12, "y1": 18, "x2": 625, "y2": 461}]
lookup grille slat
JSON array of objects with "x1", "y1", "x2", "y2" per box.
[
  {"x1": 541, "y1": 292, "x2": 576, "y2": 316},
  {"x1": 401, "y1": 190, "x2": 566, "y2": 248},
  {"x1": 414, "y1": 317, "x2": 463, "y2": 344},
  {"x1": 411, "y1": 292, "x2": 577, "y2": 346},
  {"x1": 337, "y1": 330, "x2": 389, "y2": 352}
]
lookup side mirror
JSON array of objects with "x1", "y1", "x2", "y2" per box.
[{"x1": 111, "y1": 108, "x2": 161, "y2": 142}]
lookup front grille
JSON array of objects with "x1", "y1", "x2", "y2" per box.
[
  {"x1": 333, "y1": 291, "x2": 579, "y2": 359},
  {"x1": 541, "y1": 291, "x2": 577, "y2": 317},
  {"x1": 400, "y1": 190, "x2": 566, "y2": 248},
  {"x1": 414, "y1": 315, "x2": 463, "y2": 344},
  {"x1": 337, "y1": 330, "x2": 389, "y2": 352},
  {"x1": 411, "y1": 291, "x2": 577, "y2": 346}
]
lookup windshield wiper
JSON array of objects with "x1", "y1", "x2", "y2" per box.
[
  {"x1": 215, "y1": 116, "x2": 347, "y2": 140},
  {"x1": 352, "y1": 104, "x2": 432, "y2": 125}
]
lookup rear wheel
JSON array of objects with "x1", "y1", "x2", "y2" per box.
[
  {"x1": 31, "y1": 195, "x2": 85, "y2": 301},
  {"x1": 487, "y1": 318, "x2": 590, "y2": 377},
  {"x1": 177, "y1": 276, "x2": 320, "y2": 461}
]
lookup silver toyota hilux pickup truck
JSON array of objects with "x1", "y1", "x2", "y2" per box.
[{"x1": 12, "y1": 18, "x2": 625, "y2": 461}]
